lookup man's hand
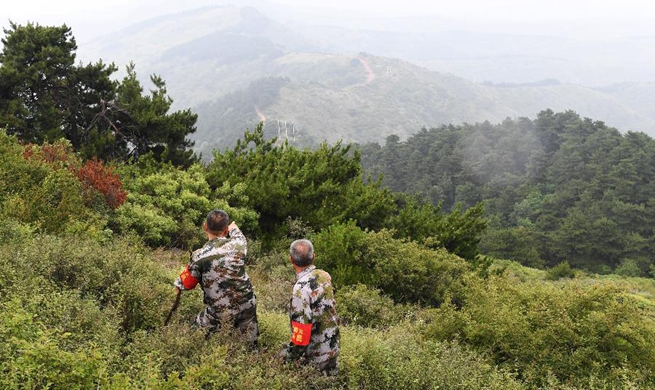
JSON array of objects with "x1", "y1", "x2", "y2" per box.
[{"x1": 228, "y1": 221, "x2": 238, "y2": 231}]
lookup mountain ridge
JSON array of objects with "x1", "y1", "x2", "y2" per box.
[{"x1": 79, "y1": 5, "x2": 655, "y2": 158}]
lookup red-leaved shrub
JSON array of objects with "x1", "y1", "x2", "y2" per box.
[{"x1": 75, "y1": 159, "x2": 127, "y2": 209}]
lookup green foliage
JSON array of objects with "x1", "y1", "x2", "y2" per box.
[
  {"x1": 313, "y1": 221, "x2": 470, "y2": 305},
  {"x1": 418, "y1": 276, "x2": 655, "y2": 388},
  {"x1": 0, "y1": 22, "x2": 115, "y2": 148},
  {"x1": 546, "y1": 261, "x2": 576, "y2": 280},
  {"x1": 1, "y1": 112, "x2": 654, "y2": 389},
  {"x1": 0, "y1": 301, "x2": 109, "y2": 390},
  {"x1": 115, "y1": 163, "x2": 210, "y2": 248},
  {"x1": 0, "y1": 235, "x2": 173, "y2": 335},
  {"x1": 0, "y1": 134, "x2": 110, "y2": 237},
  {"x1": 389, "y1": 195, "x2": 488, "y2": 261},
  {"x1": 207, "y1": 124, "x2": 395, "y2": 243},
  {"x1": 206, "y1": 125, "x2": 485, "y2": 258},
  {"x1": 106, "y1": 63, "x2": 198, "y2": 166},
  {"x1": 0, "y1": 23, "x2": 197, "y2": 165},
  {"x1": 336, "y1": 284, "x2": 409, "y2": 328},
  {"x1": 114, "y1": 162, "x2": 258, "y2": 249},
  {"x1": 615, "y1": 258, "x2": 643, "y2": 277},
  {"x1": 360, "y1": 110, "x2": 655, "y2": 274},
  {"x1": 479, "y1": 224, "x2": 546, "y2": 269},
  {"x1": 342, "y1": 326, "x2": 523, "y2": 390},
  {"x1": 1, "y1": 213, "x2": 653, "y2": 389},
  {"x1": 311, "y1": 220, "x2": 368, "y2": 286},
  {"x1": 0, "y1": 218, "x2": 35, "y2": 245}
]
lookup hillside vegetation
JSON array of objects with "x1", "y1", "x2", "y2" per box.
[
  {"x1": 191, "y1": 52, "x2": 655, "y2": 157},
  {"x1": 1, "y1": 128, "x2": 654, "y2": 389},
  {"x1": 360, "y1": 110, "x2": 655, "y2": 276}
]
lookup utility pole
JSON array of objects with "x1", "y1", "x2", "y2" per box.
[{"x1": 292, "y1": 115, "x2": 295, "y2": 142}]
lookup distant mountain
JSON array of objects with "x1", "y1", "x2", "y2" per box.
[
  {"x1": 191, "y1": 52, "x2": 655, "y2": 158},
  {"x1": 289, "y1": 22, "x2": 655, "y2": 87},
  {"x1": 82, "y1": 6, "x2": 655, "y2": 159}
]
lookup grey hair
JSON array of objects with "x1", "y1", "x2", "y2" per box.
[{"x1": 290, "y1": 239, "x2": 314, "y2": 267}]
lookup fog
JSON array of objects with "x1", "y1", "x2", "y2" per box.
[
  {"x1": 4, "y1": 0, "x2": 655, "y2": 140},
  {"x1": 4, "y1": 0, "x2": 655, "y2": 43}
]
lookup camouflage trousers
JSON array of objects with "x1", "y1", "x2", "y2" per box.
[
  {"x1": 279, "y1": 346, "x2": 339, "y2": 376},
  {"x1": 195, "y1": 300, "x2": 259, "y2": 347},
  {"x1": 318, "y1": 356, "x2": 338, "y2": 376}
]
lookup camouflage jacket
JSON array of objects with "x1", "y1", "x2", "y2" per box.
[
  {"x1": 284, "y1": 265, "x2": 340, "y2": 374},
  {"x1": 174, "y1": 226, "x2": 257, "y2": 329}
]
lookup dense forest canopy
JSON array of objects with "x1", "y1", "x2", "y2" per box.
[{"x1": 359, "y1": 110, "x2": 655, "y2": 276}]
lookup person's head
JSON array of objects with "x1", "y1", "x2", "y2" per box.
[
  {"x1": 290, "y1": 239, "x2": 314, "y2": 268},
  {"x1": 204, "y1": 209, "x2": 230, "y2": 236}
]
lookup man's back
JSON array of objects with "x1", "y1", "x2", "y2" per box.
[
  {"x1": 175, "y1": 222, "x2": 258, "y2": 344},
  {"x1": 289, "y1": 265, "x2": 340, "y2": 374},
  {"x1": 191, "y1": 228, "x2": 254, "y2": 310}
]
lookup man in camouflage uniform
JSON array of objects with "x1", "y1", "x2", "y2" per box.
[
  {"x1": 174, "y1": 209, "x2": 258, "y2": 347},
  {"x1": 280, "y1": 239, "x2": 340, "y2": 375}
]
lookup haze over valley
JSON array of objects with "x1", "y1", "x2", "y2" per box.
[{"x1": 5, "y1": 1, "x2": 649, "y2": 158}]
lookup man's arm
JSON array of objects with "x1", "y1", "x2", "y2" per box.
[
  {"x1": 174, "y1": 251, "x2": 201, "y2": 291},
  {"x1": 228, "y1": 221, "x2": 246, "y2": 242},
  {"x1": 284, "y1": 287, "x2": 313, "y2": 360},
  {"x1": 225, "y1": 221, "x2": 248, "y2": 260}
]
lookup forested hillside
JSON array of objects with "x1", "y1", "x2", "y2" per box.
[
  {"x1": 360, "y1": 110, "x2": 655, "y2": 275},
  {"x1": 78, "y1": 5, "x2": 655, "y2": 155}
]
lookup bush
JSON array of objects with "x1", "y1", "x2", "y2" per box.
[
  {"x1": 615, "y1": 258, "x2": 643, "y2": 277},
  {"x1": 0, "y1": 302, "x2": 109, "y2": 390},
  {"x1": 75, "y1": 158, "x2": 127, "y2": 210},
  {"x1": 336, "y1": 284, "x2": 409, "y2": 328},
  {"x1": 312, "y1": 220, "x2": 369, "y2": 286},
  {"x1": 0, "y1": 218, "x2": 35, "y2": 245},
  {"x1": 341, "y1": 325, "x2": 523, "y2": 390},
  {"x1": 115, "y1": 163, "x2": 259, "y2": 249},
  {"x1": 313, "y1": 221, "x2": 471, "y2": 305},
  {"x1": 546, "y1": 261, "x2": 576, "y2": 280},
  {"x1": 0, "y1": 135, "x2": 110, "y2": 237},
  {"x1": 417, "y1": 276, "x2": 655, "y2": 388},
  {"x1": 0, "y1": 234, "x2": 176, "y2": 335}
]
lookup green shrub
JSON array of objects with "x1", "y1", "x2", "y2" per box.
[
  {"x1": 546, "y1": 261, "x2": 576, "y2": 280},
  {"x1": 312, "y1": 220, "x2": 369, "y2": 286},
  {"x1": 249, "y1": 253, "x2": 295, "y2": 313},
  {"x1": 0, "y1": 218, "x2": 35, "y2": 245},
  {"x1": 2, "y1": 331, "x2": 107, "y2": 389},
  {"x1": 115, "y1": 163, "x2": 259, "y2": 249},
  {"x1": 0, "y1": 135, "x2": 110, "y2": 238},
  {"x1": 341, "y1": 325, "x2": 523, "y2": 390},
  {"x1": 1, "y1": 234, "x2": 176, "y2": 334},
  {"x1": 417, "y1": 276, "x2": 655, "y2": 388},
  {"x1": 336, "y1": 284, "x2": 409, "y2": 328},
  {"x1": 615, "y1": 258, "x2": 643, "y2": 277},
  {"x1": 314, "y1": 222, "x2": 471, "y2": 305}
]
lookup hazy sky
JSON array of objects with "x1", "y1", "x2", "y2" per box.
[
  {"x1": 2, "y1": 0, "x2": 655, "y2": 46},
  {"x1": 4, "y1": 0, "x2": 655, "y2": 19}
]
